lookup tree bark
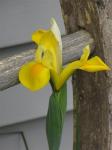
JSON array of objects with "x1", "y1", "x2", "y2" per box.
[{"x1": 60, "y1": 0, "x2": 112, "y2": 150}]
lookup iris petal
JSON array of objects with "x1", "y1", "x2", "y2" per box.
[
  {"x1": 51, "y1": 47, "x2": 110, "y2": 90},
  {"x1": 36, "y1": 31, "x2": 61, "y2": 73},
  {"x1": 33, "y1": 19, "x2": 62, "y2": 74},
  {"x1": 19, "y1": 61, "x2": 50, "y2": 91},
  {"x1": 80, "y1": 45, "x2": 90, "y2": 62},
  {"x1": 79, "y1": 56, "x2": 110, "y2": 72},
  {"x1": 51, "y1": 61, "x2": 81, "y2": 90},
  {"x1": 32, "y1": 29, "x2": 47, "y2": 45},
  {"x1": 50, "y1": 18, "x2": 62, "y2": 71},
  {"x1": 51, "y1": 18, "x2": 62, "y2": 51}
]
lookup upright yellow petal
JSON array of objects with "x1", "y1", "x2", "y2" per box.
[
  {"x1": 50, "y1": 18, "x2": 62, "y2": 71},
  {"x1": 50, "y1": 18, "x2": 62, "y2": 51},
  {"x1": 50, "y1": 46, "x2": 110, "y2": 90},
  {"x1": 32, "y1": 19, "x2": 62, "y2": 73},
  {"x1": 80, "y1": 45, "x2": 90, "y2": 62},
  {"x1": 79, "y1": 56, "x2": 110, "y2": 72},
  {"x1": 32, "y1": 29, "x2": 47, "y2": 45},
  {"x1": 19, "y1": 61, "x2": 50, "y2": 91},
  {"x1": 36, "y1": 31, "x2": 62, "y2": 73}
]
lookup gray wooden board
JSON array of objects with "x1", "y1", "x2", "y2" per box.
[{"x1": 0, "y1": 30, "x2": 94, "y2": 91}]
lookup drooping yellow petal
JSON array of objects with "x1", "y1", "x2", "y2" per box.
[
  {"x1": 79, "y1": 56, "x2": 110, "y2": 72},
  {"x1": 50, "y1": 47, "x2": 90, "y2": 90},
  {"x1": 32, "y1": 29, "x2": 47, "y2": 44},
  {"x1": 51, "y1": 61, "x2": 81, "y2": 90},
  {"x1": 51, "y1": 46, "x2": 110, "y2": 90},
  {"x1": 19, "y1": 61, "x2": 50, "y2": 91},
  {"x1": 80, "y1": 45, "x2": 90, "y2": 62},
  {"x1": 35, "y1": 31, "x2": 62, "y2": 73}
]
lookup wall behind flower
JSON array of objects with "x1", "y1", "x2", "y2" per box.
[
  {"x1": 0, "y1": 0, "x2": 73, "y2": 149},
  {"x1": 0, "y1": 0, "x2": 65, "y2": 48},
  {"x1": 0, "y1": 0, "x2": 69, "y2": 126}
]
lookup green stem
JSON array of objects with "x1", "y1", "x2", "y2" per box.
[
  {"x1": 50, "y1": 80, "x2": 55, "y2": 92},
  {"x1": 46, "y1": 83, "x2": 67, "y2": 150}
]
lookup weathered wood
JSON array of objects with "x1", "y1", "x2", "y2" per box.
[
  {"x1": 0, "y1": 30, "x2": 94, "y2": 91},
  {"x1": 60, "y1": 0, "x2": 112, "y2": 150}
]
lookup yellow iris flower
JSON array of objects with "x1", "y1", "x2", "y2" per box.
[{"x1": 19, "y1": 19, "x2": 110, "y2": 91}]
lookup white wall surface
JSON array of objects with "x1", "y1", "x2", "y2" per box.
[
  {"x1": 0, "y1": 79, "x2": 73, "y2": 127},
  {"x1": 0, "y1": 2, "x2": 73, "y2": 150},
  {"x1": 0, "y1": 112, "x2": 73, "y2": 150},
  {"x1": 0, "y1": 134, "x2": 26, "y2": 150},
  {"x1": 0, "y1": 0, "x2": 65, "y2": 48},
  {"x1": 0, "y1": 0, "x2": 71, "y2": 127}
]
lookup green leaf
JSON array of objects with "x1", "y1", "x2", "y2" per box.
[{"x1": 46, "y1": 83, "x2": 67, "y2": 150}]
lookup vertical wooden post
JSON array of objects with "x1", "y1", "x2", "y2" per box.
[{"x1": 60, "y1": 0, "x2": 112, "y2": 149}]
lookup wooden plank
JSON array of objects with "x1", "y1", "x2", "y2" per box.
[
  {"x1": 60, "y1": 0, "x2": 112, "y2": 150},
  {"x1": 0, "y1": 30, "x2": 94, "y2": 91}
]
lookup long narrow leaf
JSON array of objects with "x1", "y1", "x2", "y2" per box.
[{"x1": 46, "y1": 83, "x2": 67, "y2": 150}]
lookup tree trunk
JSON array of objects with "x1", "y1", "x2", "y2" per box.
[{"x1": 59, "y1": 0, "x2": 112, "y2": 150}]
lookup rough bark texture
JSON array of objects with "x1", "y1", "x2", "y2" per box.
[{"x1": 60, "y1": 0, "x2": 112, "y2": 150}]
